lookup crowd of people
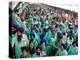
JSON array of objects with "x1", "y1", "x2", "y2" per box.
[{"x1": 9, "y1": 2, "x2": 78, "y2": 59}]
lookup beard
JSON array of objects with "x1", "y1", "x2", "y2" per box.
[
  {"x1": 12, "y1": 31, "x2": 16, "y2": 35},
  {"x1": 17, "y1": 35, "x2": 22, "y2": 42}
]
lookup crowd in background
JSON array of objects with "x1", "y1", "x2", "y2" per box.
[{"x1": 9, "y1": 2, "x2": 78, "y2": 58}]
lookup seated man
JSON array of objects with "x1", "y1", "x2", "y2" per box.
[
  {"x1": 29, "y1": 33, "x2": 38, "y2": 49},
  {"x1": 12, "y1": 27, "x2": 29, "y2": 58},
  {"x1": 9, "y1": 24, "x2": 18, "y2": 58},
  {"x1": 68, "y1": 41, "x2": 78, "y2": 55},
  {"x1": 55, "y1": 44, "x2": 68, "y2": 56}
]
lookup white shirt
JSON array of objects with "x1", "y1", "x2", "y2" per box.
[{"x1": 12, "y1": 34, "x2": 29, "y2": 48}]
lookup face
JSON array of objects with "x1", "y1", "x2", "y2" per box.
[
  {"x1": 11, "y1": 27, "x2": 16, "y2": 34},
  {"x1": 23, "y1": 50, "x2": 27, "y2": 57},
  {"x1": 31, "y1": 35, "x2": 34, "y2": 40},
  {"x1": 30, "y1": 43, "x2": 34, "y2": 49},
  {"x1": 40, "y1": 28, "x2": 43, "y2": 33},
  {"x1": 17, "y1": 31, "x2": 22, "y2": 36},
  {"x1": 21, "y1": 12, "x2": 26, "y2": 21},
  {"x1": 37, "y1": 48, "x2": 41, "y2": 53}
]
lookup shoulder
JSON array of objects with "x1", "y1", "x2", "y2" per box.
[{"x1": 22, "y1": 34, "x2": 28, "y2": 38}]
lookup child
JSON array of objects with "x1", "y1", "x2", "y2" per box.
[{"x1": 21, "y1": 47, "x2": 29, "y2": 58}]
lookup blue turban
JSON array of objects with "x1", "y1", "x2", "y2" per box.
[
  {"x1": 17, "y1": 27, "x2": 24, "y2": 33},
  {"x1": 40, "y1": 39, "x2": 46, "y2": 44}
]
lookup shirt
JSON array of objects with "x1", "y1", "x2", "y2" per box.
[
  {"x1": 68, "y1": 45, "x2": 78, "y2": 55},
  {"x1": 56, "y1": 49, "x2": 68, "y2": 56}
]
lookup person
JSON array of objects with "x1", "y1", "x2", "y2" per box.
[
  {"x1": 44, "y1": 27, "x2": 52, "y2": 44},
  {"x1": 9, "y1": 24, "x2": 18, "y2": 58},
  {"x1": 55, "y1": 44, "x2": 68, "y2": 56},
  {"x1": 12, "y1": 27, "x2": 29, "y2": 58},
  {"x1": 29, "y1": 33, "x2": 38, "y2": 49},
  {"x1": 18, "y1": 10, "x2": 28, "y2": 32},
  {"x1": 68, "y1": 41, "x2": 78, "y2": 55},
  {"x1": 11, "y1": 9, "x2": 22, "y2": 27},
  {"x1": 62, "y1": 32, "x2": 67, "y2": 44},
  {"x1": 9, "y1": 2, "x2": 78, "y2": 58},
  {"x1": 21, "y1": 47, "x2": 29, "y2": 58},
  {"x1": 55, "y1": 32, "x2": 63, "y2": 49},
  {"x1": 73, "y1": 25, "x2": 78, "y2": 42},
  {"x1": 67, "y1": 30, "x2": 74, "y2": 46},
  {"x1": 28, "y1": 42, "x2": 35, "y2": 57},
  {"x1": 46, "y1": 29, "x2": 57, "y2": 56},
  {"x1": 39, "y1": 34, "x2": 47, "y2": 56},
  {"x1": 61, "y1": 32, "x2": 67, "y2": 50},
  {"x1": 49, "y1": 29, "x2": 57, "y2": 46},
  {"x1": 9, "y1": 24, "x2": 18, "y2": 45},
  {"x1": 34, "y1": 29, "x2": 40, "y2": 45}
]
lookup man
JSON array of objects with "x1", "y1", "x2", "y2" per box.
[
  {"x1": 49, "y1": 29, "x2": 57, "y2": 46},
  {"x1": 9, "y1": 24, "x2": 18, "y2": 45},
  {"x1": 9, "y1": 24, "x2": 18, "y2": 58},
  {"x1": 55, "y1": 44, "x2": 68, "y2": 56},
  {"x1": 44, "y1": 27, "x2": 52, "y2": 44},
  {"x1": 39, "y1": 34, "x2": 47, "y2": 56},
  {"x1": 12, "y1": 27, "x2": 29, "y2": 58},
  {"x1": 68, "y1": 41, "x2": 78, "y2": 55},
  {"x1": 67, "y1": 30, "x2": 74, "y2": 46},
  {"x1": 29, "y1": 33, "x2": 38, "y2": 50},
  {"x1": 55, "y1": 32, "x2": 63, "y2": 49}
]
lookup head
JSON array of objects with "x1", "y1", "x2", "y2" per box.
[
  {"x1": 11, "y1": 26, "x2": 17, "y2": 34},
  {"x1": 17, "y1": 27, "x2": 24, "y2": 36},
  {"x1": 40, "y1": 27, "x2": 43, "y2": 33},
  {"x1": 22, "y1": 50, "x2": 27, "y2": 57},
  {"x1": 11, "y1": 24, "x2": 18, "y2": 34},
  {"x1": 21, "y1": 47, "x2": 28, "y2": 57},
  {"x1": 22, "y1": 12, "x2": 27, "y2": 21},
  {"x1": 30, "y1": 34, "x2": 35, "y2": 41},
  {"x1": 36, "y1": 46, "x2": 42, "y2": 55},
  {"x1": 62, "y1": 32, "x2": 67, "y2": 38},
  {"x1": 30, "y1": 42, "x2": 34, "y2": 49},
  {"x1": 68, "y1": 23, "x2": 73, "y2": 30}
]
